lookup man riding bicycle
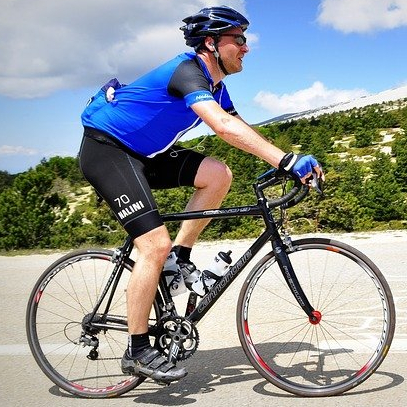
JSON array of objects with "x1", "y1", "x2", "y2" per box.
[{"x1": 79, "y1": 5, "x2": 323, "y2": 384}]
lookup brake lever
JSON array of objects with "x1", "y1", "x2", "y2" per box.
[{"x1": 308, "y1": 172, "x2": 325, "y2": 197}]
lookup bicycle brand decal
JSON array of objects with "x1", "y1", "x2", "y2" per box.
[
  {"x1": 197, "y1": 250, "x2": 253, "y2": 313},
  {"x1": 38, "y1": 256, "x2": 93, "y2": 295},
  {"x1": 282, "y1": 264, "x2": 306, "y2": 307},
  {"x1": 243, "y1": 259, "x2": 272, "y2": 319},
  {"x1": 73, "y1": 377, "x2": 136, "y2": 393},
  {"x1": 202, "y1": 207, "x2": 251, "y2": 216},
  {"x1": 170, "y1": 343, "x2": 180, "y2": 361}
]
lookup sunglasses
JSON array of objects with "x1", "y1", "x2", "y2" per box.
[{"x1": 220, "y1": 34, "x2": 247, "y2": 46}]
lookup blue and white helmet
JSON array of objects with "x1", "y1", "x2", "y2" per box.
[{"x1": 180, "y1": 5, "x2": 249, "y2": 49}]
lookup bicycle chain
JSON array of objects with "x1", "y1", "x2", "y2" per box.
[{"x1": 77, "y1": 314, "x2": 198, "y2": 361}]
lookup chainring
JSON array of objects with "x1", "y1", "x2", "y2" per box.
[{"x1": 156, "y1": 316, "x2": 199, "y2": 361}]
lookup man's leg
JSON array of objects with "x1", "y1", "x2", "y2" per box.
[
  {"x1": 79, "y1": 134, "x2": 187, "y2": 382},
  {"x1": 123, "y1": 224, "x2": 188, "y2": 382},
  {"x1": 127, "y1": 225, "x2": 171, "y2": 334},
  {"x1": 174, "y1": 156, "x2": 232, "y2": 248}
]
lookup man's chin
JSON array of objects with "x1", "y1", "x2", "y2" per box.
[{"x1": 230, "y1": 65, "x2": 243, "y2": 74}]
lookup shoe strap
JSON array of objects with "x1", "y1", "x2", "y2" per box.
[
  {"x1": 137, "y1": 348, "x2": 161, "y2": 364},
  {"x1": 138, "y1": 347, "x2": 176, "y2": 372}
]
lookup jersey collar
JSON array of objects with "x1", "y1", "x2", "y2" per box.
[{"x1": 195, "y1": 54, "x2": 222, "y2": 94}]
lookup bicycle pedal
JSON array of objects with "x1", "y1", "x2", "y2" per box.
[{"x1": 155, "y1": 380, "x2": 171, "y2": 387}]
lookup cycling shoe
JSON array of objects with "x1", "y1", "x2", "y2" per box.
[{"x1": 121, "y1": 347, "x2": 187, "y2": 384}]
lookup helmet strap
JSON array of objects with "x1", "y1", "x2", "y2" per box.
[{"x1": 212, "y1": 40, "x2": 230, "y2": 76}]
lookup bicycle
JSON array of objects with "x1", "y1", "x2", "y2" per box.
[{"x1": 26, "y1": 169, "x2": 395, "y2": 398}]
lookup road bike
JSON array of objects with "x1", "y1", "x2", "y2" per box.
[{"x1": 26, "y1": 169, "x2": 395, "y2": 398}]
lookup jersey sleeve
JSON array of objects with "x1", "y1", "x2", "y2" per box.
[
  {"x1": 217, "y1": 83, "x2": 238, "y2": 116},
  {"x1": 167, "y1": 58, "x2": 215, "y2": 108},
  {"x1": 167, "y1": 57, "x2": 238, "y2": 114}
]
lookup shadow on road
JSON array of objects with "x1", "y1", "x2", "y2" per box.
[{"x1": 48, "y1": 345, "x2": 404, "y2": 404}]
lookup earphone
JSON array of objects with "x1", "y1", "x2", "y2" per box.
[{"x1": 210, "y1": 43, "x2": 219, "y2": 57}]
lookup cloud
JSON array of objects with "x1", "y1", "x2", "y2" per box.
[
  {"x1": 254, "y1": 81, "x2": 368, "y2": 116},
  {"x1": 0, "y1": 145, "x2": 38, "y2": 156},
  {"x1": 245, "y1": 32, "x2": 260, "y2": 49},
  {"x1": 317, "y1": 0, "x2": 407, "y2": 33},
  {"x1": 0, "y1": 0, "x2": 246, "y2": 99}
]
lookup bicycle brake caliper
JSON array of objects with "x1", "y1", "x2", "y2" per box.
[
  {"x1": 283, "y1": 231, "x2": 294, "y2": 252},
  {"x1": 111, "y1": 248, "x2": 122, "y2": 263}
]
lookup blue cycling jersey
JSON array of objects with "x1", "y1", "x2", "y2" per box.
[{"x1": 81, "y1": 52, "x2": 237, "y2": 157}]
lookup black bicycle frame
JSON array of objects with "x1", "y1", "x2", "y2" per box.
[
  {"x1": 161, "y1": 188, "x2": 315, "y2": 324},
  {"x1": 90, "y1": 180, "x2": 316, "y2": 333}
]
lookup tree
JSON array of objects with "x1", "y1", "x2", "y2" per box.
[
  {"x1": 361, "y1": 153, "x2": 406, "y2": 221},
  {"x1": 40, "y1": 156, "x2": 85, "y2": 185},
  {"x1": 353, "y1": 127, "x2": 374, "y2": 148},
  {"x1": 0, "y1": 168, "x2": 66, "y2": 249},
  {"x1": 393, "y1": 132, "x2": 407, "y2": 190},
  {"x1": 318, "y1": 194, "x2": 363, "y2": 232},
  {"x1": 0, "y1": 170, "x2": 16, "y2": 193},
  {"x1": 273, "y1": 133, "x2": 292, "y2": 153},
  {"x1": 334, "y1": 158, "x2": 366, "y2": 198}
]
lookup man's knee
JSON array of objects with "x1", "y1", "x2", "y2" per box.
[
  {"x1": 217, "y1": 161, "x2": 233, "y2": 186},
  {"x1": 195, "y1": 157, "x2": 233, "y2": 190},
  {"x1": 134, "y1": 226, "x2": 172, "y2": 264}
]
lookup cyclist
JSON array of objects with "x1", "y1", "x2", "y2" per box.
[{"x1": 78, "y1": 5, "x2": 323, "y2": 384}]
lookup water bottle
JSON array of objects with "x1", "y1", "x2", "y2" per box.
[
  {"x1": 187, "y1": 250, "x2": 232, "y2": 296},
  {"x1": 162, "y1": 251, "x2": 187, "y2": 296}
]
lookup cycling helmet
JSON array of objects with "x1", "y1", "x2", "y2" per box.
[{"x1": 180, "y1": 6, "x2": 249, "y2": 49}]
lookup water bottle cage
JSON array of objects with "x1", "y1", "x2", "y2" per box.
[
  {"x1": 203, "y1": 269, "x2": 222, "y2": 281},
  {"x1": 202, "y1": 269, "x2": 222, "y2": 294}
]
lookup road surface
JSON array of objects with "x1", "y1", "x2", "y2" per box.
[{"x1": 1, "y1": 231, "x2": 406, "y2": 406}]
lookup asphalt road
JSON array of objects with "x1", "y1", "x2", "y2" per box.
[{"x1": 1, "y1": 231, "x2": 406, "y2": 407}]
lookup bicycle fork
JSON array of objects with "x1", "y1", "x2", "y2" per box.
[{"x1": 271, "y1": 237, "x2": 321, "y2": 324}]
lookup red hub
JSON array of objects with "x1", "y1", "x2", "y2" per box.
[{"x1": 309, "y1": 310, "x2": 322, "y2": 325}]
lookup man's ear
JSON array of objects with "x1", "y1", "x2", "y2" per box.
[{"x1": 204, "y1": 36, "x2": 216, "y2": 51}]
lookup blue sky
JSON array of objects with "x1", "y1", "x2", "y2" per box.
[{"x1": 1, "y1": 0, "x2": 407, "y2": 174}]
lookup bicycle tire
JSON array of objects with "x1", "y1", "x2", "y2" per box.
[
  {"x1": 26, "y1": 248, "x2": 163, "y2": 398},
  {"x1": 236, "y1": 238, "x2": 395, "y2": 397}
]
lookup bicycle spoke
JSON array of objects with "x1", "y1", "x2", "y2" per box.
[
  {"x1": 26, "y1": 250, "x2": 152, "y2": 397},
  {"x1": 237, "y1": 239, "x2": 395, "y2": 397}
]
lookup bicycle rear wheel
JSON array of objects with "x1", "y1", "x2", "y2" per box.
[
  {"x1": 26, "y1": 249, "x2": 162, "y2": 398},
  {"x1": 237, "y1": 238, "x2": 395, "y2": 397}
]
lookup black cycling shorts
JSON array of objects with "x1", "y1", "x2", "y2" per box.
[{"x1": 78, "y1": 128, "x2": 206, "y2": 238}]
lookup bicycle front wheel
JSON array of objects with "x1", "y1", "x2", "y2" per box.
[
  {"x1": 237, "y1": 238, "x2": 395, "y2": 397},
  {"x1": 26, "y1": 249, "x2": 162, "y2": 398}
]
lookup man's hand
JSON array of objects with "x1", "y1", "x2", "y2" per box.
[{"x1": 279, "y1": 152, "x2": 325, "y2": 185}]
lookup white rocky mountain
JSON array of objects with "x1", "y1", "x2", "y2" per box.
[{"x1": 257, "y1": 84, "x2": 407, "y2": 126}]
